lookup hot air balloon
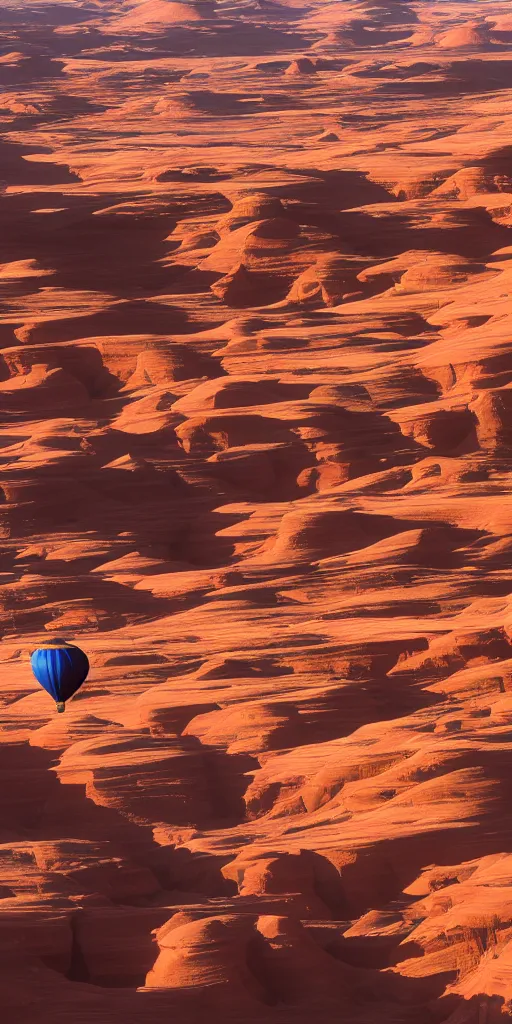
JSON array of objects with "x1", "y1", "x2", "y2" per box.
[{"x1": 30, "y1": 638, "x2": 89, "y2": 712}]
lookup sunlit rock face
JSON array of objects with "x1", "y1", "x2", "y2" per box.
[{"x1": 2, "y1": 2, "x2": 512, "y2": 1022}]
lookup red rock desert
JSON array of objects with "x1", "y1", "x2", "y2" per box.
[{"x1": 3, "y1": 0, "x2": 512, "y2": 1020}]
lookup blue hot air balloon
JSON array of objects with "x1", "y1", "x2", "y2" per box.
[{"x1": 30, "y1": 639, "x2": 89, "y2": 712}]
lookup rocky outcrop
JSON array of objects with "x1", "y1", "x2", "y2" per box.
[{"x1": 3, "y1": 1, "x2": 512, "y2": 1022}]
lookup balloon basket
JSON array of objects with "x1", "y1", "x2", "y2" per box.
[{"x1": 56, "y1": 702, "x2": 65, "y2": 714}]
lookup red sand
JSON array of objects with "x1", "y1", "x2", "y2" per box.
[{"x1": 1, "y1": 1, "x2": 512, "y2": 1021}]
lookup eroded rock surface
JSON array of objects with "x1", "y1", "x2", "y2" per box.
[{"x1": 2, "y1": 1, "x2": 512, "y2": 1022}]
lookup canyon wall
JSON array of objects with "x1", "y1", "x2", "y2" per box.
[{"x1": 1, "y1": 2, "x2": 512, "y2": 1021}]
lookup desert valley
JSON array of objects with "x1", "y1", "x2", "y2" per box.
[{"x1": 1, "y1": 1, "x2": 512, "y2": 1021}]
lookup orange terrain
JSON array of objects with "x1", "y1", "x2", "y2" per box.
[{"x1": 2, "y1": 1, "x2": 512, "y2": 1021}]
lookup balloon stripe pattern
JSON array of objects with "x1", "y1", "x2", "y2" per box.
[{"x1": 30, "y1": 644, "x2": 89, "y2": 706}]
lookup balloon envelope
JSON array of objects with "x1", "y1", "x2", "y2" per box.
[{"x1": 30, "y1": 642, "x2": 89, "y2": 705}]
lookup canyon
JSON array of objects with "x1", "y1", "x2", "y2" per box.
[{"x1": 1, "y1": 1, "x2": 512, "y2": 1021}]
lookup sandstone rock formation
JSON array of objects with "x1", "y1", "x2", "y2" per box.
[{"x1": 2, "y1": 1, "x2": 512, "y2": 1022}]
